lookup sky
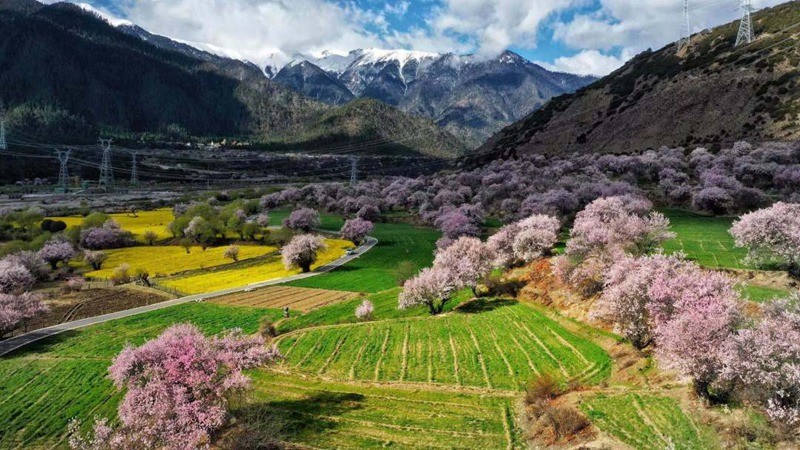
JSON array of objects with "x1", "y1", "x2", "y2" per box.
[{"x1": 49, "y1": 0, "x2": 790, "y2": 76}]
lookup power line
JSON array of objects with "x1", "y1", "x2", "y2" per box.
[{"x1": 736, "y1": 0, "x2": 755, "y2": 46}]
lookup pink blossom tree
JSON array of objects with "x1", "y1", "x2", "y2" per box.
[
  {"x1": 399, "y1": 267, "x2": 454, "y2": 315},
  {"x1": 355, "y1": 300, "x2": 374, "y2": 321},
  {"x1": 283, "y1": 207, "x2": 320, "y2": 232},
  {"x1": 3, "y1": 251, "x2": 49, "y2": 281},
  {"x1": 69, "y1": 324, "x2": 279, "y2": 450},
  {"x1": 512, "y1": 215, "x2": 560, "y2": 263},
  {"x1": 722, "y1": 294, "x2": 800, "y2": 426},
  {"x1": 486, "y1": 223, "x2": 520, "y2": 269},
  {"x1": 0, "y1": 259, "x2": 34, "y2": 294},
  {"x1": 281, "y1": 234, "x2": 327, "y2": 273},
  {"x1": 730, "y1": 202, "x2": 800, "y2": 276},
  {"x1": 83, "y1": 250, "x2": 108, "y2": 270},
  {"x1": 80, "y1": 221, "x2": 133, "y2": 250},
  {"x1": 0, "y1": 292, "x2": 48, "y2": 337},
  {"x1": 340, "y1": 218, "x2": 373, "y2": 245},
  {"x1": 37, "y1": 239, "x2": 76, "y2": 270},
  {"x1": 433, "y1": 236, "x2": 494, "y2": 295}
]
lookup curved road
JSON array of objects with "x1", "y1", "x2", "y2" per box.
[{"x1": 0, "y1": 236, "x2": 377, "y2": 357}]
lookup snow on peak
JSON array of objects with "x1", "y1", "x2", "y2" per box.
[
  {"x1": 172, "y1": 38, "x2": 248, "y2": 62},
  {"x1": 311, "y1": 48, "x2": 443, "y2": 75},
  {"x1": 76, "y1": 3, "x2": 133, "y2": 27}
]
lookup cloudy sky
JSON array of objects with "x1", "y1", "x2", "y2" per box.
[{"x1": 53, "y1": 0, "x2": 789, "y2": 75}]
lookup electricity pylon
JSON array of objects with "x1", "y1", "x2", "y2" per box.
[
  {"x1": 56, "y1": 149, "x2": 71, "y2": 192},
  {"x1": 678, "y1": 0, "x2": 691, "y2": 52},
  {"x1": 736, "y1": 0, "x2": 755, "y2": 46},
  {"x1": 98, "y1": 138, "x2": 114, "y2": 190},
  {"x1": 130, "y1": 152, "x2": 139, "y2": 188},
  {"x1": 349, "y1": 157, "x2": 357, "y2": 185},
  {"x1": 0, "y1": 119, "x2": 6, "y2": 150}
]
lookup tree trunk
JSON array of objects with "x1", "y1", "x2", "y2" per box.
[{"x1": 301, "y1": 263, "x2": 311, "y2": 273}]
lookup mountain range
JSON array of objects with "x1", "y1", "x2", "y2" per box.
[
  {"x1": 477, "y1": 0, "x2": 800, "y2": 159},
  {"x1": 0, "y1": 0, "x2": 465, "y2": 159},
  {"x1": 270, "y1": 49, "x2": 596, "y2": 145}
]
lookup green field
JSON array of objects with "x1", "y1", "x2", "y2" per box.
[
  {"x1": 738, "y1": 284, "x2": 793, "y2": 302},
  {"x1": 0, "y1": 303, "x2": 280, "y2": 449},
  {"x1": 278, "y1": 300, "x2": 611, "y2": 390},
  {"x1": 580, "y1": 393, "x2": 716, "y2": 450},
  {"x1": 241, "y1": 372, "x2": 523, "y2": 449},
  {"x1": 661, "y1": 209, "x2": 748, "y2": 269}
]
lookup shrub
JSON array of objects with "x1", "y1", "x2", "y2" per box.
[
  {"x1": 110, "y1": 264, "x2": 131, "y2": 286},
  {"x1": 355, "y1": 300, "x2": 374, "y2": 321},
  {"x1": 84, "y1": 250, "x2": 108, "y2": 270},
  {"x1": 224, "y1": 245, "x2": 240, "y2": 263},
  {"x1": 143, "y1": 230, "x2": 158, "y2": 246},
  {"x1": 133, "y1": 268, "x2": 151, "y2": 287},
  {"x1": 258, "y1": 317, "x2": 277, "y2": 339},
  {"x1": 64, "y1": 277, "x2": 87, "y2": 293}
]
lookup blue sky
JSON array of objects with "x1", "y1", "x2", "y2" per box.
[{"x1": 63, "y1": 0, "x2": 789, "y2": 76}]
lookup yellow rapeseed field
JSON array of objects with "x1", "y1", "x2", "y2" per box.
[
  {"x1": 49, "y1": 209, "x2": 175, "y2": 241},
  {"x1": 86, "y1": 245, "x2": 277, "y2": 279},
  {"x1": 161, "y1": 239, "x2": 350, "y2": 295}
]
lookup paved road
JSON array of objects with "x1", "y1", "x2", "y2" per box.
[{"x1": 0, "y1": 236, "x2": 377, "y2": 357}]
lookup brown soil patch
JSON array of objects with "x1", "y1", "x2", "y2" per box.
[{"x1": 210, "y1": 286, "x2": 360, "y2": 312}]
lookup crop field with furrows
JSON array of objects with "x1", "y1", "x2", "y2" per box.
[
  {"x1": 286, "y1": 222, "x2": 441, "y2": 293},
  {"x1": 580, "y1": 393, "x2": 716, "y2": 450},
  {"x1": 85, "y1": 244, "x2": 277, "y2": 278},
  {"x1": 277, "y1": 301, "x2": 611, "y2": 390},
  {"x1": 160, "y1": 238, "x2": 351, "y2": 295},
  {"x1": 661, "y1": 208, "x2": 748, "y2": 269},
  {"x1": 0, "y1": 303, "x2": 280, "y2": 449},
  {"x1": 239, "y1": 371, "x2": 524, "y2": 449},
  {"x1": 48, "y1": 208, "x2": 175, "y2": 241},
  {"x1": 210, "y1": 286, "x2": 361, "y2": 312}
]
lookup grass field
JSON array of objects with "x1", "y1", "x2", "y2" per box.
[
  {"x1": 738, "y1": 284, "x2": 793, "y2": 302},
  {"x1": 278, "y1": 300, "x2": 611, "y2": 390},
  {"x1": 580, "y1": 393, "x2": 716, "y2": 450},
  {"x1": 211, "y1": 286, "x2": 361, "y2": 312},
  {"x1": 160, "y1": 238, "x2": 351, "y2": 295},
  {"x1": 661, "y1": 209, "x2": 748, "y2": 269},
  {"x1": 286, "y1": 222, "x2": 440, "y2": 293},
  {"x1": 85, "y1": 244, "x2": 277, "y2": 278},
  {"x1": 0, "y1": 303, "x2": 280, "y2": 449},
  {"x1": 240, "y1": 371, "x2": 523, "y2": 449},
  {"x1": 48, "y1": 208, "x2": 175, "y2": 241}
]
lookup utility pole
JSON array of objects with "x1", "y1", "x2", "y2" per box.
[
  {"x1": 98, "y1": 138, "x2": 114, "y2": 191},
  {"x1": 678, "y1": 0, "x2": 691, "y2": 52},
  {"x1": 349, "y1": 156, "x2": 357, "y2": 185},
  {"x1": 56, "y1": 149, "x2": 71, "y2": 193},
  {"x1": 736, "y1": 0, "x2": 755, "y2": 47},
  {"x1": 130, "y1": 152, "x2": 139, "y2": 188}
]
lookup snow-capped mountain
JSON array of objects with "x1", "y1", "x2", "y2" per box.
[{"x1": 271, "y1": 48, "x2": 597, "y2": 144}]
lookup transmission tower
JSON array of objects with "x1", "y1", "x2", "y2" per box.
[
  {"x1": 0, "y1": 118, "x2": 6, "y2": 151},
  {"x1": 56, "y1": 149, "x2": 71, "y2": 192},
  {"x1": 349, "y1": 157, "x2": 357, "y2": 185},
  {"x1": 736, "y1": 0, "x2": 755, "y2": 47},
  {"x1": 98, "y1": 138, "x2": 114, "y2": 190},
  {"x1": 678, "y1": 0, "x2": 691, "y2": 52},
  {"x1": 130, "y1": 152, "x2": 139, "y2": 188}
]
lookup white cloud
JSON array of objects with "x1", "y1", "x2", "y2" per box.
[{"x1": 537, "y1": 48, "x2": 636, "y2": 76}]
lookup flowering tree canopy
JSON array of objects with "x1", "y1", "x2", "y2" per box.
[
  {"x1": 433, "y1": 236, "x2": 493, "y2": 294},
  {"x1": 486, "y1": 223, "x2": 521, "y2": 269},
  {"x1": 283, "y1": 207, "x2": 320, "y2": 232},
  {"x1": 3, "y1": 251, "x2": 49, "y2": 282},
  {"x1": 80, "y1": 220, "x2": 133, "y2": 250},
  {"x1": 281, "y1": 234, "x2": 327, "y2": 273},
  {"x1": 69, "y1": 324, "x2": 279, "y2": 450},
  {"x1": 0, "y1": 259, "x2": 34, "y2": 294},
  {"x1": 512, "y1": 215, "x2": 560, "y2": 263},
  {"x1": 730, "y1": 202, "x2": 800, "y2": 275},
  {"x1": 399, "y1": 267, "x2": 454, "y2": 315},
  {"x1": 340, "y1": 218, "x2": 373, "y2": 245},
  {"x1": 722, "y1": 294, "x2": 800, "y2": 426},
  {"x1": 0, "y1": 292, "x2": 48, "y2": 337},
  {"x1": 37, "y1": 239, "x2": 76, "y2": 270},
  {"x1": 355, "y1": 300, "x2": 374, "y2": 321},
  {"x1": 83, "y1": 250, "x2": 108, "y2": 271}
]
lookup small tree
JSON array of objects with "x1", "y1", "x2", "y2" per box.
[
  {"x1": 38, "y1": 239, "x2": 76, "y2": 270},
  {"x1": 283, "y1": 208, "x2": 320, "y2": 232},
  {"x1": 399, "y1": 267, "x2": 454, "y2": 315},
  {"x1": 3, "y1": 251, "x2": 49, "y2": 282},
  {"x1": 68, "y1": 324, "x2": 280, "y2": 450},
  {"x1": 487, "y1": 223, "x2": 521, "y2": 269},
  {"x1": 184, "y1": 216, "x2": 217, "y2": 250},
  {"x1": 180, "y1": 238, "x2": 193, "y2": 254},
  {"x1": 0, "y1": 260, "x2": 34, "y2": 294},
  {"x1": 143, "y1": 230, "x2": 158, "y2": 246},
  {"x1": 64, "y1": 277, "x2": 87, "y2": 293},
  {"x1": 281, "y1": 235, "x2": 327, "y2": 273},
  {"x1": 355, "y1": 300, "x2": 374, "y2": 321},
  {"x1": 340, "y1": 218, "x2": 373, "y2": 245},
  {"x1": 0, "y1": 292, "x2": 48, "y2": 337},
  {"x1": 110, "y1": 264, "x2": 131, "y2": 286},
  {"x1": 433, "y1": 236, "x2": 493, "y2": 296},
  {"x1": 224, "y1": 245, "x2": 240, "y2": 263},
  {"x1": 730, "y1": 202, "x2": 800, "y2": 277},
  {"x1": 512, "y1": 215, "x2": 560, "y2": 263},
  {"x1": 133, "y1": 268, "x2": 151, "y2": 287},
  {"x1": 84, "y1": 250, "x2": 108, "y2": 271}
]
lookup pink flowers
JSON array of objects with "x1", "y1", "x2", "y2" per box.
[
  {"x1": 433, "y1": 236, "x2": 494, "y2": 295},
  {"x1": 0, "y1": 259, "x2": 34, "y2": 294},
  {"x1": 281, "y1": 234, "x2": 327, "y2": 273},
  {"x1": 399, "y1": 267, "x2": 454, "y2": 315},
  {"x1": 355, "y1": 300, "x2": 374, "y2": 321},
  {"x1": 70, "y1": 324, "x2": 279, "y2": 450},
  {"x1": 0, "y1": 292, "x2": 48, "y2": 337},
  {"x1": 730, "y1": 202, "x2": 800, "y2": 275},
  {"x1": 283, "y1": 207, "x2": 320, "y2": 232},
  {"x1": 37, "y1": 238, "x2": 76, "y2": 270},
  {"x1": 512, "y1": 215, "x2": 560, "y2": 263},
  {"x1": 340, "y1": 218, "x2": 373, "y2": 245}
]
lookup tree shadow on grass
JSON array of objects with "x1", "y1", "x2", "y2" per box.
[
  {"x1": 455, "y1": 298, "x2": 519, "y2": 314},
  {"x1": 233, "y1": 391, "x2": 366, "y2": 441},
  {"x1": 1, "y1": 329, "x2": 83, "y2": 358}
]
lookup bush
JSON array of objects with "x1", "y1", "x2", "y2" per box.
[
  {"x1": 143, "y1": 230, "x2": 158, "y2": 246},
  {"x1": 110, "y1": 264, "x2": 131, "y2": 286},
  {"x1": 63, "y1": 277, "x2": 87, "y2": 293},
  {"x1": 259, "y1": 317, "x2": 277, "y2": 339}
]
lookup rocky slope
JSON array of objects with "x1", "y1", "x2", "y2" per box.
[
  {"x1": 272, "y1": 49, "x2": 596, "y2": 145},
  {"x1": 476, "y1": 1, "x2": 800, "y2": 158}
]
